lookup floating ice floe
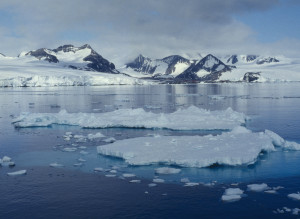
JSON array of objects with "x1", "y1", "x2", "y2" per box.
[
  {"x1": 184, "y1": 183, "x2": 199, "y2": 187},
  {"x1": 122, "y1": 173, "x2": 136, "y2": 178},
  {"x1": 247, "y1": 183, "x2": 270, "y2": 192},
  {"x1": 97, "y1": 127, "x2": 300, "y2": 167},
  {"x1": 7, "y1": 170, "x2": 27, "y2": 176},
  {"x1": 180, "y1": 178, "x2": 190, "y2": 183},
  {"x1": 153, "y1": 178, "x2": 165, "y2": 183},
  {"x1": 49, "y1": 162, "x2": 64, "y2": 168},
  {"x1": 12, "y1": 106, "x2": 246, "y2": 130},
  {"x1": 0, "y1": 156, "x2": 15, "y2": 167},
  {"x1": 155, "y1": 167, "x2": 181, "y2": 175},
  {"x1": 148, "y1": 183, "x2": 157, "y2": 187},
  {"x1": 288, "y1": 193, "x2": 300, "y2": 201},
  {"x1": 94, "y1": 167, "x2": 104, "y2": 172},
  {"x1": 129, "y1": 180, "x2": 141, "y2": 183},
  {"x1": 221, "y1": 188, "x2": 244, "y2": 202}
]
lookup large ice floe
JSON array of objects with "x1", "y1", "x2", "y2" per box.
[
  {"x1": 12, "y1": 106, "x2": 246, "y2": 130},
  {"x1": 97, "y1": 126, "x2": 300, "y2": 167}
]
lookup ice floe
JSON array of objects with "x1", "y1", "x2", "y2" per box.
[
  {"x1": 184, "y1": 183, "x2": 199, "y2": 187},
  {"x1": 49, "y1": 162, "x2": 64, "y2": 168},
  {"x1": 122, "y1": 173, "x2": 136, "y2": 178},
  {"x1": 221, "y1": 188, "x2": 244, "y2": 202},
  {"x1": 153, "y1": 178, "x2": 165, "y2": 183},
  {"x1": 288, "y1": 192, "x2": 300, "y2": 201},
  {"x1": 0, "y1": 156, "x2": 15, "y2": 167},
  {"x1": 148, "y1": 183, "x2": 157, "y2": 187},
  {"x1": 7, "y1": 170, "x2": 27, "y2": 176},
  {"x1": 97, "y1": 127, "x2": 299, "y2": 167},
  {"x1": 247, "y1": 183, "x2": 270, "y2": 192},
  {"x1": 155, "y1": 167, "x2": 181, "y2": 174},
  {"x1": 12, "y1": 106, "x2": 246, "y2": 130}
]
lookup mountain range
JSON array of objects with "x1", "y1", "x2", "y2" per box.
[{"x1": 0, "y1": 44, "x2": 300, "y2": 87}]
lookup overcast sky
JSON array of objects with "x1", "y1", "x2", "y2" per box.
[{"x1": 0, "y1": 0, "x2": 299, "y2": 65}]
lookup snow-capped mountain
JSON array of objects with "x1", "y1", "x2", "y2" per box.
[
  {"x1": 24, "y1": 44, "x2": 118, "y2": 74},
  {"x1": 120, "y1": 54, "x2": 191, "y2": 78},
  {"x1": 226, "y1": 55, "x2": 259, "y2": 64},
  {"x1": 256, "y1": 57, "x2": 279, "y2": 65},
  {"x1": 175, "y1": 54, "x2": 233, "y2": 81}
]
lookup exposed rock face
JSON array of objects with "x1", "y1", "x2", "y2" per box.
[
  {"x1": 227, "y1": 55, "x2": 239, "y2": 64},
  {"x1": 26, "y1": 49, "x2": 59, "y2": 63},
  {"x1": 161, "y1": 55, "x2": 190, "y2": 75},
  {"x1": 126, "y1": 55, "x2": 157, "y2": 74},
  {"x1": 256, "y1": 57, "x2": 279, "y2": 65},
  {"x1": 243, "y1": 72, "x2": 261, "y2": 82},
  {"x1": 175, "y1": 54, "x2": 232, "y2": 82}
]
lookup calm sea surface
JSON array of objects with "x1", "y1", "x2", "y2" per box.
[{"x1": 1, "y1": 83, "x2": 300, "y2": 218}]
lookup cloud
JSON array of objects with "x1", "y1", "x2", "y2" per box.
[{"x1": 2, "y1": 0, "x2": 299, "y2": 65}]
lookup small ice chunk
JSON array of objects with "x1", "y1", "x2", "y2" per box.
[
  {"x1": 79, "y1": 151, "x2": 89, "y2": 155},
  {"x1": 264, "y1": 190, "x2": 277, "y2": 194},
  {"x1": 73, "y1": 163, "x2": 83, "y2": 167},
  {"x1": 123, "y1": 173, "x2": 136, "y2": 178},
  {"x1": 247, "y1": 183, "x2": 270, "y2": 192},
  {"x1": 283, "y1": 207, "x2": 291, "y2": 212},
  {"x1": 110, "y1": 170, "x2": 117, "y2": 174},
  {"x1": 155, "y1": 167, "x2": 181, "y2": 174},
  {"x1": 65, "y1": 132, "x2": 72, "y2": 135},
  {"x1": 7, "y1": 170, "x2": 27, "y2": 176},
  {"x1": 184, "y1": 183, "x2": 199, "y2": 187},
  {"x1": 105, "y1": 174, "x2": 116, "y2": 177},
  {"x1": 180, "y1": 178, "x2": 190, "y2": 183},
  {"x1": 153, "y1": 178, "x2": 165, "y2": 183},
  {"x1": 94, "y1": 167, "x2": 104, "y2": 172},
  {"x1": 130, "y1": 180, "x2": 141, "y2": 183},
  {"x1": 288, "y1": 193, "x2": 300, "y2": 201},
  {"x1": 49, "y1": 163, "x2": 64, "y2": 168},
  {"x1": 63, "y1": 147, "x2": 77, "y2": 152},
  {"x1": 221, "y1": 188, "x2": 244, "y2": 202},
  {"x1": 103, "y1": 137, "x2": 116, "y2": 143},
  {"x1": 78, "y1": 158, "x2": 86, "y2": 162},
  {"x1": 8, "y1": 162, "x2": 15, "y2": 167},
  {"x1": 78, "y1": 146, "x2": 87, "y2": 149},
  {"x1": 2, "y1": 156, "x2": 12, "y2": 162},
  {"x1": 148, "y1": 183, "x2": 157, "y2": 187},
  {"x1": 88, "y1": 132, "x2": 105, "y2": 140},
  {"x1": 292, "y1": 208, "x2": 300, "y2": 215}
]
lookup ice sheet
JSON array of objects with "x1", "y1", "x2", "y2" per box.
[{"x1": 12, "y1": 106, "x2": 246, "y2": 130}]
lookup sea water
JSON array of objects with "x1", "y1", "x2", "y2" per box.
[{"x1": 1, "y1": 83, "x2": 300, "y2": 218}]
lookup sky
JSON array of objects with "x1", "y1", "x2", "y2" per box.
[{"x1": 0, "y1": 0, "x2": 299, "y2": 65}]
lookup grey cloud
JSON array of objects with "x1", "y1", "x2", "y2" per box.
[{"x1": 0, "y1": 0, "x2": 291, "y2": 64}]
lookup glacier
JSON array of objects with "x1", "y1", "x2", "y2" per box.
[
  {"x1": 97, "y1": 126, "x2": 300, "y2": 168},
  {"x1": 12, "y1": 106, "x2": 246, "y2": 130}
]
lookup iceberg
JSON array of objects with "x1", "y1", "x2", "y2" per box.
[
  {"x1": 12, "y1": 106, "x2": 246, "y2": 130},
  {"x1": 97, "y1": 127, "x2": 300, "y2": 168}
]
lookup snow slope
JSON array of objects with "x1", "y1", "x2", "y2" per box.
[
  {"x1": 219, "y1": 56, "x2": 300, "y2": 82},
  {"x1": 0, "y1": 55, "x2": 145, "y2": 87}
]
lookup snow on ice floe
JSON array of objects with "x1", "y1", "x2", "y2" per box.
[
  {"x1": 155, "y1": 167, "x2": 181, "y2": 174},
  {"x1": 12, "y1": 106, "x2": 246, "y2": 130},
  {"x1": 247, "y1": 183, "x2": 270, "y2": 192},
  {"x1": 49, "y1": 162, "x2": 64, "y2": 168},
  {"x1": 7, "y1": 170, "x2": 27, "y2": 176},
  {"x1": 221, "y1": 188, "x2": 244, "y2": 202},
  {"x1": 97, "y1": 127, "x2": 300, "y2": 168}
]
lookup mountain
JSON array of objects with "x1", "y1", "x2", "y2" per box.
[
  {"x1": 24, "y1": 44, "x2": 118, "y2": 73},
  {"x1": 256, "y1": 57, "x2": 279, "y2": 65},
  {"x1": 121, "y1": 54, "x2": 191, "y2": 78},
  {"x1": 226, "y1": 55, "x2": 258, "y2": 64},
  {"x1": 175, "y1": 54, "x2": 232, "y2": 81}
]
